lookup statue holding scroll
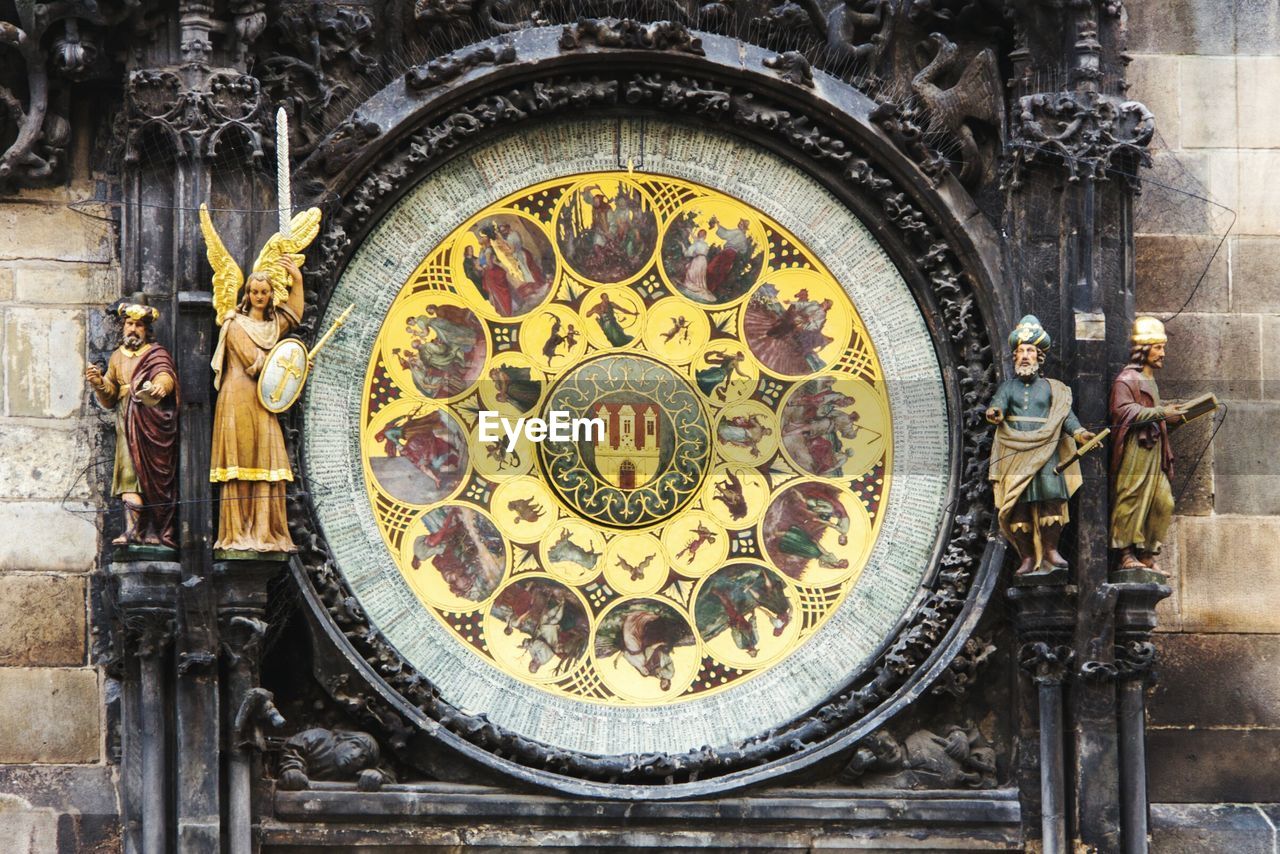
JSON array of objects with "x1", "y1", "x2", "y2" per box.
[
  {"x1": 1109, "y1": 317, "x2": 1207, "y2": 574},
  {"x1": 986, "y1": 316, "x2": 1096, "y2": 575},
  {"x1": 201, "y1": 206, "x2": 321, "y2": 554},
  {"x1": 85, "y1": 295, "x2": 180, "y2": 549}
]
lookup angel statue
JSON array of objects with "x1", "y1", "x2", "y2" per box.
[{"x1": 200, "y1": 204, "x2": 322, "y2": 554}]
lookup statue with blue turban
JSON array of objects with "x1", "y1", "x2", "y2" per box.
[{"x1": 986, "y1": 316, "x2": 1096, "y2": 575}]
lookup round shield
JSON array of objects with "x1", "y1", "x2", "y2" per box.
[{"x1": 257, "y1": 338, "x2": 310, "y2": 414}]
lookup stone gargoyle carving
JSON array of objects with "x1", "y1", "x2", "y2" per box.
[{"x1": 839, "y1": 725, "x2": 997, "y2": 789}]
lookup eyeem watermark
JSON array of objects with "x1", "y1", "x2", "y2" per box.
[{"x1": 478, "y1": 410, "x2": 605, "y2": 452}]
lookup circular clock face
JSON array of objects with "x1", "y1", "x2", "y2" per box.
[{"x1": 304, "y1": 119, "x2": 950, "y2": 757}]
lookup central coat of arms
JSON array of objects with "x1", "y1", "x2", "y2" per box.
[{"x1": 540, "y1": 354, "x2": 710, "y2": 527}]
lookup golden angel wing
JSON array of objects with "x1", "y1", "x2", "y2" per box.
[
  {"x1": 252, "y1": 207, "x2": 323, "y2": 305},
  {"x1": 198, "y1": 204, "x2": 245, "y2": 326}
]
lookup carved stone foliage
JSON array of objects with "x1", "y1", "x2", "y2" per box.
[
  {"x1": 0, "y1": 0, "x2": 131, "y2": 191},
  {"x1": 284, "y1": 58, "x2": 999, "y2": 790},
  {"x1": 931, "y1": 634, "x2": 996, "y2": 697},
  {"x1": 1018, "y1": 640, "x2": 1075, "y2": 685},
  {"x1": 309, "y1": 114, "x2": 382, "y2": 178},
  {"x1": 257, "y1": 4, "x2": 380, "y2": 155},
  {"x1": 123, "y1": 611, "x2": 176, "y2": 660},
  {"x1": 406, "y1": 37, "x2": 517, "y2": 90},
  {"x1": 559, "y1": 18, "x2": 705, "y2": 54},
  {"x1": 1005, "y1": 90, "x2": 1154, "y2": 188},
  {"x1": 1113, "y1": 640, "x2": 1155, "y2": 679},
  {"x1": 839, "y1": 725, "x2": 997, "y2": 789},
  {"x1": 276, "y1": 727, "x2": 393, "y2": 791}
]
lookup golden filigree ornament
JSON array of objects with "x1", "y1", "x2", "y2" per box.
[{"x1": 360, "y1": 172, "x2": 894, "y2": 706}]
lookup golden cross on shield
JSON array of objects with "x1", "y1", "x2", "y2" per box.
[{"x1": 269, "y1": 348, "x2": 306, "y2": 404}]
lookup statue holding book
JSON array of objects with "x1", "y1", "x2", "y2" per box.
[{"x1": 1109, "y1": 317, "x2": 1215, "y2": 574}]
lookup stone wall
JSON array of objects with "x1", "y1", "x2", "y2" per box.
[
  {"x1": 0, "y1": 129, "x2": 122, "y2": 851},
  {"x1": 1127, "y1": 0, "x2": 1280, "y2": 812}
]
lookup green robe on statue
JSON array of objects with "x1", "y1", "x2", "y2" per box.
[{"x1": 1109, "y1": 367, "x2": 1175, "y2": 553}]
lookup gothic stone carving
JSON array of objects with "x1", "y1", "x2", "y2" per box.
[
  {"x1": 1006, "y1": 90, "x2": 1154, "y2": 188},
  {"x1": 277, "y1": 727, "x2": 393, "y2": 791},
  {"x1": 258, "y1": 4, "x2": 378, "y2": 154},
  {"x1": 559, "y1": 18, "x2": 705, "y2": 55},
  {"x1": 406, "y1": 38, "x2": 517, "y2": 90},
  {"x1": 288, "y1": 61, "x2": 997, "y2": 787},
  {"x1": 840, "y1": 725, "x2": 997, "y2": 789},
  {"x1": 124, "y1": 68, "x2": 265, "y2": 162},
  {"x1": 763, "y1": 51, "x2": 815, "y2": 87},
  {"x1": 910, "y1": 33, "x2": 1003, "y2": 187},
  {"x1": 931, "y1": 633, "x2": 996, "y2": 697},
  {"x1": 1018, "y1": 640, "x2": 1075, "y2": 685}
]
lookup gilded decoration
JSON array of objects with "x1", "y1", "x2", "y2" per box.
[{"x1": 360, "y1": 171, "x2": 893, "y2": 707}]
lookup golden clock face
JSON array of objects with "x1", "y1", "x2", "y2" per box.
[{"x1": 357, "y1": 171, "x2": 893, "y2": 707}]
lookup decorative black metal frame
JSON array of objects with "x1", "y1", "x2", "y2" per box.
[{"x1": 281, "y1": 26, "x2": 1010, "y2": 798}]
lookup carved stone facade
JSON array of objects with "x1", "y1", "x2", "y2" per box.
[{"x1": 0, "y1": 0, "x2": 1273, "y2": 852}]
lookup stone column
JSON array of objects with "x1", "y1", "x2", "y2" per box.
[
  {"x1": 1114, "y1": 581, "x2": 1171, "y2": 854},
  {"x1": 1003, "y1": 2, "x2": 1154, "y2": 850},
  {"x1": 112, "y1": 560, "x2": 181, "y2": 854},
  {"x1": 218, "y1": 558, "x2": 288, "y2": 854},
  {"x1": 1008, "y1": 581, "x2": 1078, "y2": 854}
]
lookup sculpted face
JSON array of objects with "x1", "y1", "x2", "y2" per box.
[
  {"x1": 1146, "y1": 342, "x2": 1166, "y2": 369},
  {"x1": 1013, "y1": 342, "x2": 1041, "y2": 378},
  {"x1": 122, "y1": 317, "x2": 147, "y2": 349},
  {"x1": 247, "y1": 276, "x2": 273, "y2": 313}
]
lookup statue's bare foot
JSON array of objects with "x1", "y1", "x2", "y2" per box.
[
  {"x1": 1137, "y1": 552, "x2": 1170, "y2": 577},
  {"x1": 1118, "y1": 549, "x2": 1147, "y2": 570},
  {"x1": 112, "y1": 533, "x2": 130, "y2": 545},
  {"x1": 1014, "y1": 557, "x2": 1036, "y2": 575},
  {"x1": 1045, "y1": 549, "x2": 1068, "y2": 568}
]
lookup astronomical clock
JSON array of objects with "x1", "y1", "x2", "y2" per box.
[{"x1": 301, "y1": 116, "x2": 974, "y2": 782}]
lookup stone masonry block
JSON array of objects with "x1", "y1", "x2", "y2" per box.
[
  {"x1": 0, "y1": 421, "x2": 98, "y2": 502},
  {"x1": 0, "y1": 503, "x2": 98, "y2": 572},
  {"x1": 1133, "y1": 149, "x2": 1233, "y2": 236},
  {"x1": 1235, "y1": 0, "x2": 1280, "y2": 55},
  {"x1": 1265, "y1": 316, "x2": 1280, "y2": 400},
  {"x1": 1125, "y1": 0, "x2": 1236, "y2": 55},
  {"x1": 1178, "y1": 515, "x2": 1280, "y2": 632},
  {"x1": 0, "y1": 204, "x2": 111, "y2": 264},
  {"x1": 1155, "y1": 516, "x2": 1183, "y2": 631},
  {"x1": 14, "y1": 266, "x2": 118, "y2": 306},
  {"x1": 1235, "y1": 236, "x2": 1280, "y2": 314},
  {"x1": 1168, "y1": 407, "x2": 1214, "y2": 515},
  {"x1": 1135, "y1": 234, "x2": 1229, "y2": 314},
  {"x1": 1178, "y1": 57, "x2": 1238, "y2": 150},
  {"x1": 1148, "y1": 728, "x2": 1280, "y2": 804},
  {"x1": 1128, "y1": 55, "x2": 1181, "y2": 151},
  {"x1": 1236, "y1": 149, "x2": 1280, "y2": 235},
  {"x1": 1151, "y1": 804, "x2": 1276, "y2": 854},
  {"x1": 0, "y1": 575, "x2": 85, "y2": 667},
  {"x1": 0, "y1": 795, "x2": 58, "y2": 854},
  {"x1": 0, "y1": 668, "x2": 99, "y2": 763},
  {"x1": 1237, "y1": 57, "x2": 1280, "y2": 149},
  {"x1": 1213, "y1": 401, "x2": 1280, "y2": 515},
  {"x1": 0, "y1": 268, "x2": 13, "y2": 302},
  {"x1": 1149, "y1": 633, "x2": 1280, "y2": 728},
  {"x1": 4, "y1": 308, "x2": 85, "y2": 418},
  {"x1": 1159, "y1": 313, "x2": 1261, "y2": 400}
]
